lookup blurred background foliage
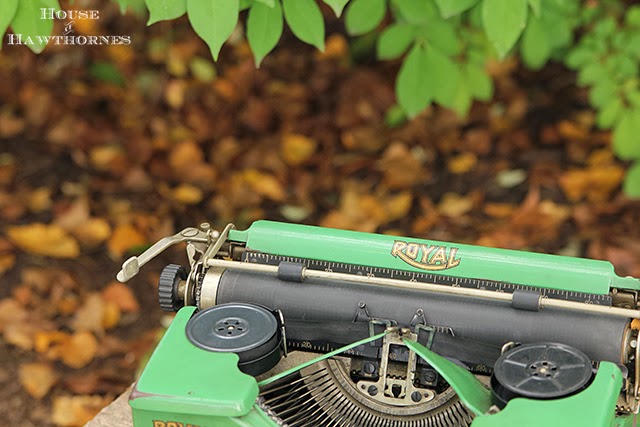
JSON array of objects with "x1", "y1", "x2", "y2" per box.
[{"x1": 4, "y1": 0, "x2": 639, "y2": 194}]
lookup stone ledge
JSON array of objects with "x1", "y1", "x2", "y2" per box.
[{"x1": 84, "y1": 386, "x2": 133, "y2": 427}]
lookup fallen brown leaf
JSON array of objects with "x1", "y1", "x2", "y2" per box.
[
  {"x1": 241, "y1": 169, "x2": 286, "y2": 201},
  {"x1": 438, "y1": 193, "x2": 474, "y2": 217},
  {"x1": 27, "y1": 187, "x2": 52, "y2": 213},
  {"x1": 7, "y1": 223, "x2": 80, "y2": 258},
  {"x1": 107, "y1": 223, "x2": 146, "y2": 258},
  {"x1": 71, "y1": 293, "x2": 105, "y2": 334},
  {"x1": 102, "y1": 281, "x2": 139, "y2": 313},
  {"x1": 0, "y1": 298, "x2": 28, "y2": 332},
  {"x1": 59, "y1": 331, "x2": 99, "y2": 369},
  {"x1": 171, "y1": 184, "x2": 204, "y2": 205},
  {"x1": 52, "y1": 395, "x2": 113, "y2": 427},
  {"x1": 71, "y1": 217, "x2": 112, "y2": 247},
  {"x1": 19, "y1": 362, "x2": 59, "y2": 399},
  {"x1": 102, "y1": 302, "x2": 121, "y2": 330},
  {"x1": 0, "y1": 253, "x2": 15, "y2": 276},
  {"x1": 377, "y1": 142, "x2": 427, "y2": 189},
  {"x1": 169, "y1": 140, "x2": 204, "y2": 172},
  {"x1": 281, "y1": 134, "x2": 317, "y2": 166},
  {"x1": 447, "y1": 153, "x2": 478, "y2": 174}
]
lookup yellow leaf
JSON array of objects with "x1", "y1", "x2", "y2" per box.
[
  {"x1": 281, "y1": 134, "x2": 317, "y2": 166},
  {"x1": 169, "y1": 140, "x2": 204, "y2": 173},
  {"x1": 438, "y1": 193, "x2": 474, "y2": 217},
  {"x1": 447, "y1": 153, "x2": 477, "y2": 174},
  {"x1": 107, "y1": 223, "x2": 146, "y2": 258},
  {"x1": 52, "y1": 395, "x2": 112, "y2": 427},
  {"x1": 102, "y1": 302, "x2": 121, "y2": 330},
  {"x1": 19, "y1": 363, "x2": 59, "y2": 399},
  {"x1": 385, "y1": 192, "x2": 413, "y2": 222},
  {"x1": 7, "y1": 223, "x2": 80, "y2": 258},
  {"x1": 60, "y1": 331, "x2": 98, "y2": 368},
  {"x1": 171, "y1": 184, "x2": 204, "y2": 205},
  {"x1": 89, "y1": 145, "x2": 125, "y2": 171},
  {"x1": 71, "y1": 218, "x2": 111, "y2": 247},
  {"x1": 27, "y1": 187, "x2": 52, "y2": 213},
  {"x1": 0, "y1": 253, "x2": 15, "y2": 276},
  {"x1": 242, "y1": 170, "x2": 286, "y2": 201},
  {"x1": 102, "y1": 281, "x2": 139, "y2": 313}
]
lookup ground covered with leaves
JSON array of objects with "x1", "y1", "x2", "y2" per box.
[{"x1": 1, "y1": 2, "x2": 639, "y2": 426}]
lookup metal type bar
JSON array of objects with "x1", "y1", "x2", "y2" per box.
[
  {"x1": 206, "y1": 259, "x2": 640, "y2": 320},
  {"x1": 258, "y1": 330, "x2": 389, "y2": 387}
]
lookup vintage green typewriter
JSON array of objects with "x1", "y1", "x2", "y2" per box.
[{"x1": 117, "y1": 220, "x2": 640, "y2": 427}]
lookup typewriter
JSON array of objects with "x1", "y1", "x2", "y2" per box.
[{"x1": 117, "y1": 220, "x2": 640, "y2": 427}]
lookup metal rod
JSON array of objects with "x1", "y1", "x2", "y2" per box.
[{"x1": 206, "y1": 259, "x2": 640, "y2": 320}]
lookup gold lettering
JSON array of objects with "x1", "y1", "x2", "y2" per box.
[
  {"x1": 419, "y1": 244, "x2": 436, "y2": 263},
  {"x1": 447, "y1": 248, "x2": 461, "y2": 268},
  {"x1": 429, "y1": 247, "x2": 447, "y2": 266},
  {"x1": 153, "y1": 422, "x2": 166, "y2": 427},
  {"x1": 406, "y1": 243, "x2": 420, "y2": 259},
  {"x1": 391, "y1": 240, "x2": 462, "y2": 271},
  {"x1": 391, "y1": 241, "x2": 407, "y2": 257}
]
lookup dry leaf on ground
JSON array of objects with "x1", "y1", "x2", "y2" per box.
[
  {"x1": 58, "y1": 331, "x2": 99, "y2": 369},
  {"x1": 52, "y1": 395, "x2": 113, "y2": 427},
  {"x1": 7, "y1": 223, "x2": 80, "y2": 258},
  {"x1": 102, "y1": 281, "x2": 139, "y2": 313},
  {"x1": 107, "y1": 223, "x2": 146, "y2": 258},
  {"x1": 281, "y1": 134, "x2": 317, "y2": 166},
  {"x1": 19, "y1": 363, "x2": 59, "y2": 399}
]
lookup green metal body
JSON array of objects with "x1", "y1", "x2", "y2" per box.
[
  {"x1": 130, "y1": 221, "x2": 640, "y2": 427},
  {"x1": 229, "y1": 221, "x2": 639, "y2": 294}
]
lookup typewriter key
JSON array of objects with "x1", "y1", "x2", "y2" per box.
[
  {"x1": 185, "y1": 302, "x2": 283, "y2": 376},
  {"x1": 491, "y1": 342, "x2": 593, "y2": 407}
]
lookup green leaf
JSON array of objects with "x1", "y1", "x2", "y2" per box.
[
  {"x1": 596, "y1": 97, "x2": 623, "y2": 129},
  {"x1": 577, "y1": 63, "x2": 606, "y2": 87},
  {"x1": 282, "y1": 0, "x2": 325, "y2": 51},
  {"x1": 466, "y1": 63, "x2": 493, "y2": 101},
  {"x1": 628, "y1": 91, "x2": 640, "y2": 109},
  {"x1": 521, "y1": 13, "x2": 550, "y2": 69},
  {"x1": 240, "y1": 0, "x2": 252, "y2": 11},
  {"x1": 434, "y1": 0, "x2": 479, "y2": 18},
  {"x1": 0, "y1": 0, "x2": 18, "y2": 47},
  {"x1": 187, "y1": 0, "x2": 239, "y2": 61},
  {"x1": 116, "y1": 0, "x2": 129, "y2": 13},
  {"x1": 589, "y1": 80, "x2": 616, "y2": 108},
  {"x1": 146, "y1": 0, "x2": 186, "y2": 25},
  {"x1": 384, "y1": 104, "x2": 407, "y2": 127},
  {"x1": 625, "y1": 5, "x2": 640, "y2": 28},
  {"x1": 377, "y1": 23, "x2": 416, "y2": 60},
  {"x1": 323, "y1": 0, "x2": 349, "y2": 17},
  {"x1": 11, "y1": 0, "x2": 59, "y2": 54},
  {"x1": 482, "y1": 0, "x2": 528, "y2": 59},
  {"x1": 425, "y1": 20, "x2": 460, "y2": 56},
  {"x1": 426, "y1": 48, "x2": 461, "y2": 109},
  {"x1": 565, "y1": 46, "x2": 595, "y2": 69},
  {"x1": 623, "y1": 162, "x2": 640, "y2": 198},
  {"x1": 190, "y1": 56, "x2": 217, "y2": 82},
  {"x1": 613, "y1": 110, "x2": 640, "y2": 160},
  {"x1": 392, "y1": 0, "x2": 438, "y2": 25},
  {"x1": 247, "y1": 0, "x2": 283, "y2": 66},
  {"x1": 396, "y1": 44, "x2": 433, "y2": 117},
  {"x1": 255, "y1": 0, "x2": 275, "y2": 6},
  {"x1": 128, "y1": 0, "x2": 148, "y2": 15},
  {"x1": 345, "y1": 0, "x2": 386, "y2": 36},
  {"x1": 89, "y1": 62, "x2": 126, "y2": 86},
  {"x1": 527, "y1": 0, "x2": 540, "y2": 17},
  {"x1": 452, "y1": 74, "x2": 472, "y2": 115}
]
